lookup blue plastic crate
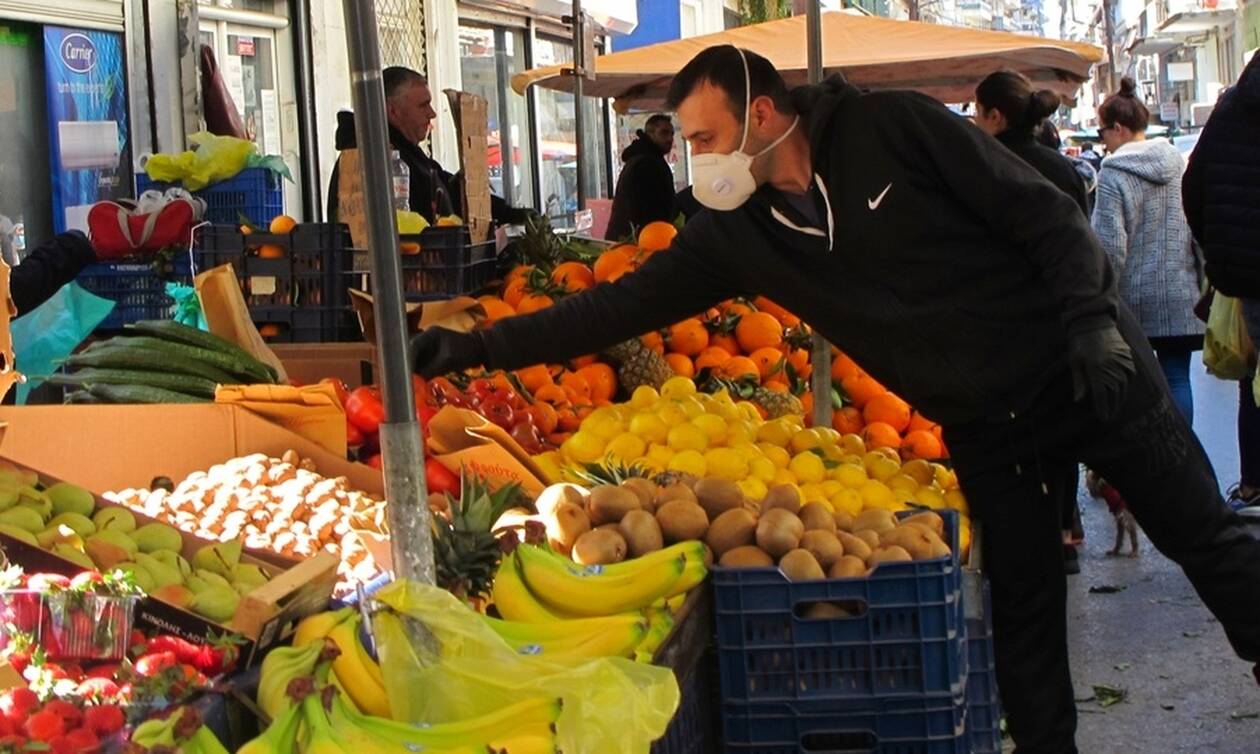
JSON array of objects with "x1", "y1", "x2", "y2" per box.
[
  {"x1": 723, "y1": 694, "x2": 969, "y2": 754},
  {"x1": 965, "y1": 580, "x2": 1002, "y2": 754},
  {"x1": 652, "y1": 652, "x2": 719, "y2": 754},
  {"x1": 391, "y1": 226, "x2": 497, "y2": 301},
  {"x1": 77, "y1": 257, "x2": 191, "y2": 330},
  {"x1": 137, "y1": 167, "x2": 283, "y2": 227},
  {"x1": 713, "y1": 510, "x2": 966, "y2": 703}
]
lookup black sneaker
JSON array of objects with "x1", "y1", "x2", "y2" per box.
[
  {"x1": 1225, "y1": 483, "x2": 1260, "y2": 512},
  {"x1": 1064, "y1": 545, "x2": 1080, "y2": 575}
]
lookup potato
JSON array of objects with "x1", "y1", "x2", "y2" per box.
[
  {"x1": 828, "y1": 555, "x2": 868, "y2": 579},
  {"x1": 855, "y1": 529, "x2": 882, "y2": 549},
  {"x1": 802, "y1": 602, "x2": 852, "y2": 619},
  {"x1": 799, "y1": 502, "x2": 837, "y2": 533},
  {"x1": 853, "y1": 509, "x2": 897, "y2": 534},
  {"x1": 588, "y1": 486, "x2": 642, "y2": 526},
  {"x1": 620, "y1": 478, "x2": 659, "y2": 512},
  {"x1": 799, "y1": 530, "x2": 844, "y2": 570},
  {"x1": 719, "y1": 545, "x2": 774, "y2": 568},
  {"x1": 694, "y1": 478, "x2": 745, "y2": 520},
  {"x1": 778, "y1": 549, "x2": 825, "y2": 581},
  {"x1": 835, "y1": 531, "x2": 872, "y2": 561},
  {"x1": 867, "y1": 545, "x2": 913, "y2": 569},
  {"x1": 760, "y1": 484, "x2": 802, "y2": 514},
  {"x1": 656, "y1": 483, "x2": 698, "y2": 507},
  {"x1": 755, "y1": 508, "x2": 804, "y2": 558},
  {"x1": 572, "y1": 529, "x2": 628, "y2": 565},
  {"x1": 900, "y1": 511, "x2": 945, "y2": 537},
  {"x1": 535, "y1": 483, "x2": 589, "y2": 517},
  {"x1": 618, "y1": 509, "x2": 665, "y2": 557},
  {"x1": 706, "y1": 508, "x2": 758, "y2": 557},
  {"x1": 545, "y1": 501, "x2": 590, "y2": 556},
  {"x1": 833, "y1": 509, "x2": 855, "y2": 532},
  {"x1": 656, "y1": 500, "x2": 709, "y2": 543}
]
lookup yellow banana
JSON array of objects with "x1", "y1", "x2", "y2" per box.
[
  {"x1": 663, "y1": 558, "x2": 708, "y2": 599},
  {"x1": 483, "y1": 611, "x2": 643, "y2": 643},
  {"x1": 490, "y1": 727, "x2": 559, "y2": 754},
  {"x1": 492, "y1": 551, "x2": 568, "y2": 622},
  {"x1": 257, "y1": 641, "x2": 324, "y2": 719},
  {"x1": 328, "y1": 617, "x2": 392, "y2": 718},
  {"x1": 633, "y1": 610, "x2": 676, "y2": 663},
  {"x1": 526, "y1": 619, "x2": 648, "y2": 661},
  {"x1": 338, "y1": 693, "x2": 561, "y2": 751},
  {"x1": 293, "y1": 607, "x2": 355, "y2": 647},
  {"x1": 237, "y1": 702, "x2": 303, "y2": 754},
  {"x1": 516, "y1": 545, "x2": 686, "y2": 616},
  {"x1": 534, "y1": 540, "x2": 707, "y2": 579}
]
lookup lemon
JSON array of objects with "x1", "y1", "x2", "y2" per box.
[
  {"x1": 630, "y1": 385, "x2": 661, "y2": 410},
  {"x1": 660, "y1": 376, "x2": 697, "y2": 399},
  {"x1": 564, "y1": 431, "x2": 606, "y2": 464},
  {"x1": 820, "y1": 480, "x2": 844, "y2": 498},
  {"x1": 900, "y1": 458, "x2": 935, "y2": 486},
  {"x1": 840, "y1": 433, "x2": 866, "y2": 456},
  {"x1": 666, "y1": 422, "x2": 708, "y2": 452},
  {"x1": 840, "y1": 454, "x2": 866, "y2": 467},
  {"x1": 586, "y1": 405, "x2": 619, "y2": 425},
  {"x1": 799, "y1": 483, "x2": 827, "y2": 504},
  {"x1": 705, "y1": 447, "x2": 749, "y2": 481},
  {"x1": 756, "y1": 421, "x2": 793, "y2": 447},
  {"x1": 726, "y1": 420, "x2": 757, "y2": 445},
  {"x1": 864, "y1": 452, "x2": 901, "y2": 482},
  {"x1": 914, "y1": 486, "x2": 947, "y2": 510},
  {"x1": 737, "y1": 477, "x2": 769, "y2": 502},
  {"x1": 628, "y1": 412, "x2": 669, "y2": 444},
  {"x1": 789, "y1": 428, "x2": 823, "y2": 454},
  {"x1": 814, "y1": 427, "x2": 841, "y2": 446},
  {"x1": 646, "y1": 443, "x2": 675, "y2": 466},
  {"x1": 773, "y1": 468, "x2": 798, "y2": 487},
  {"x1": 872, "y1": 446, "x2": 901, "y2": 463},
  {"x1": 731, "y1": 442, "x2": 762, "y2": 461},
  {"x1": 832, "y1": 463, "x2": 869, "y2": 488},
  {"x1": 789, "y1": 451, "x2": 826, "y2": 484},
  {"x1": 668, "y1": 450, "x2": 707, "y2": 477},
  {"x1": 737, "y1": 401, "x2": 763, "y2": 422},
  {"x1": 945, "y1": 489, "x2": 969, "y2": 514},
  {"x1": 657, "y1": 401, "x2": 689, "y2": 427},
  {"x1": 586, "y1": 415, "x2": 626, "y2": 441},
  {"x1": 532, "y1": 452, "x2": 564, "y2": 483},
  {"x1": 831, "y1": 488, "x2": 864, "y2": 517},
  {"x1": 761, "y1": 444, "x2": 792, "y2": 469},
  {"x1": 749, "y1": 456, "x2": 778, "y2": 483},
  {"x1": 935, "y1": 465, "x2": 959, "y2": 490},
  {"x1": 692, "y1": 414, "x2": 729, "y2": 445},
  {"x1": 681, "y1": 397, "x2": 707, "y2": 419},
  {"x1": 822, "y1": 444, "x2": 848, "y2": 463},
  {"x1": 606, "y1": 432, "x2": 648, "y2": 461},
  {"x1": 859, "y1": 480, "x2": 898, "y2": 510},
  {"x1": 887, "y1": 474, "x2": 920, "y2": 499}
]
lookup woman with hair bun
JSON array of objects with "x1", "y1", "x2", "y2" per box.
[{"x1": 1092, "y1": 77, "x2": 1203, "y2": 425}]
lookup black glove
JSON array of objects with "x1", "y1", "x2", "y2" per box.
[
  {"x1": 409, "y1": 328, "x2": 487, "y2": 377},
  {"x1": 1067, "y1": 325, "x2": 1135, "y2": 422}
]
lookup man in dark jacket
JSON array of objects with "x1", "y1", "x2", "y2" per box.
[
  {"x1": 605, "y1": 114, "x2": 677, "y2": 241},
  {"x1": 411, "y1": 47, "x2": 1260, "y2": 752}
]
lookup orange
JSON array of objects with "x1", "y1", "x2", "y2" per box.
[
  {"x1": 637, "y1": 221, "x2": 678, "y2": 252},
  {"x1": 515, "y1": 364, "x2": 555, "y2": 393},
  {"x1": 559, "y1": 371, "x2": 592, "y2": 401},
  {"x1": 641, "y1": 331, "x2": 666, "y2": 354},
  {"x1": 832, "y1": 406, "x2": 864, "y2": 435},
  {"x1": 785, "y1": 348, "x2": 810, "y2": 376},
  {"x1": 842, "y1": 372, "x2": 888, "y2": 409},
  {"x1": 735, "y1": 311, "x2": 783, "y2": 352},
  {"x1": 908, "y1": 411, "x2": 939, "y2": 434},
  {"x1": 529, "y1": 402, "x2": 559, "y2": 435},
  {"x1": 593, "y1": 248, "x2": 635, "y2": 283},
  {"x1": 478, "y1": 296, "x2": 516, "y2": 324},
  {"x1": 269, "y1": 214, "x2": 298, "y2": 234},
  {"x1": 570, "y1": 354, "x2": 598, "y2": 369},
  {"x1": 710, "y1": 332, "x2": 740, "y2": 356},
  {"x1": 902, "y1": 430, "x2": 944, "y2": 460},
  {"x1": 719, "y1": 356, "x2": 761, "y2": 381},
  {"x1": 723, "y1": 301, "x2": 755, "y2": 318},
  {"x1": 694, "y1": 347, "x2": 733, "y2": 371},
  {"x1": 862, "y1": 422, "x2": 903, "y2": 451},
  {"x1": 753, "y1": 297, "x2": 801, "y2": 327},
  {"x1": 831, "y1": 352, "x2": 862, "y2": 383},
  {"x1": 503, "y1": 277, "x2": 529, "y2": 308},
  {"x1": 668, "y1": 319, "x2": 710, "y2": 357},
  {"x1": 665, "y1": 353, "x2": 696, "y2": 378},
  {"x1": 749, "y1": 347, "x2": 787, "y2": 379},
  {"x1": 557, "y1": 409, "x2": 582, "y2": 432},
  {"x1": 551, "y1": 262, "x2": 595, "y2": 293},
  {"x1": 507, "y1": 265, "x2": 533, "y2": 284},
  {"x1": 516, "y1": 294, "x2": 554, "y2": 315},
  {"x1": 800, "y1": 392, "x2": 815, "y2": 423},
  {"x1": 764, "y1": 380, "x2": 789, "y2": 393},
  {"x1": 863, "y1": 392, "x2": 912, "y2": 433},
  {"x1": 257, "y1": 244, "x2": 285, "y2": 259},
  {"x1": 240, "y1": 224, "x2": 253, "y2": 235},
  {"x1": 258, "y1": 323, "x2": 281, "y2": 338},
  {"x1": 578, "y1": 363, "x2": 618, "y2": 403},
  {"x1": 534, "y1": 384, "x2": 570, "y2": 407}
]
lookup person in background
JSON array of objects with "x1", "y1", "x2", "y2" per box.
[
  {"x1": 606, "y1": 114, "x2": 677, "y2": 242},
  {"x1": 11, "y1": 232, "x2": 105, "y2": 318},
  {"x1": 1092, "y1": 77, "x2": 1204, "y2": 426},
  {"x1": 1080, "y1": 141, "x2": 1103, "y2": 172},
  {"x1": 974, "y1": 70, "x2": 1090, "y2": 574},
  {"x1": 1183, "y1": 53, "x2": 1260, "y2": 510},
  {"x1": 1037, "y1": 119, "x2": 1099, "y2": 214}
]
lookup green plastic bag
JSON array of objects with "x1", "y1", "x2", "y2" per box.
[
  {"x1": 165, "y1": 283, "x2": 207, "y2": 330},
  {"x1": 1203, "y1": 292, "x2": 1254, "y2": 381},
  {"x1": 372, "y1": 580, "x2": 679, "y2": 754},
  {"x1": 12, "y1": 283, "x2": 114, "y2": 403}
]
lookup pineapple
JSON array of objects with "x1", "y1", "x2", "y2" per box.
[
  {"x1": 602, "y1": 338, "x2": 674, "y2": 392},
  {"x1": 700, "y1": 374, "x2": 804, "y2": 419},
  {"x1": 431, "y1": 469, "x2": 524, "y2": 600}
]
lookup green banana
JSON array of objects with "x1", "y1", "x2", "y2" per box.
[
  {"x1": 634, "y1": 610, "x2": 676, "y2": 663},
  {"x1": 236, "y1": 703, "x2": 303, "y2": 754},
  {"x1": 257, "y1": 641, "x2": 324, "y2": 718},
  {"x1": 300, "y1": 690, "x2": 348, "y2": 754},
  {"x1": 130, "y1": 715, "x2": 177, "y2": 747},
  {"x1": 186, "y1": 726, "x2": 231, "y2": 754},
  {"x1": 662, "y1": 557, "x2": 708, "y2": 599}
]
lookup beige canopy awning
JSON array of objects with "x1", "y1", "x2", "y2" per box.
[{"x1": 512, "y1": 11, "x2": 1104, "y2": 111}]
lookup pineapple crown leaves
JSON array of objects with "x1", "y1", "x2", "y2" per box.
[
  {"x1": 523, "y1": 265, "x2": 570, "y2": 300},
  {"x1": 782, "y1": 323, "x2": 815, "y2": 351},
  {"x1": 445, "y1": 467, "x2": 525, "y2": 534},
  {"x1": 571, "y1": 460, "x2": 655, "y2": 487},
  {"x1": 694, "y1": 369, "x2": 760, "y2": 399}
]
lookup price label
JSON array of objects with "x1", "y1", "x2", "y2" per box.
[{"x1": 250, "y1": 276, "x2": 277, "y2": 296}]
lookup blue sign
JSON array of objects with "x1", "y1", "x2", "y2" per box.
[{"x1": 43, "y1": 26, "x2": 132, "y2": 233}]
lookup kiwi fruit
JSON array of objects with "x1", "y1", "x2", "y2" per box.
[
  {"x1": 833, "y1": 509, "x2": 855, "y2": 532},
  {"x1": 705, "y1": 508, "x2": 758, "y2": 557},
  {"x1": 803, "y1": 602, "x2": 852, "y2": 619},
  {"x1": 760, "y1": 484, "x2": 802, "y2": 514},
  {"x1": 545, "y1": 501, "x2": 591, "y2": 556},
  {"x1": 656, "y1": 483, "x2": 698, "y2": 507},
  {"x1": 535, "y1": 483, "x2": 589, "y2": 517},
  {"x1": 620, "y1": 478, "x2": 659, "y2": 512},
  {"x1": 588, "y1": 486, "x2": 642, "y2": 526},
  {"x1": 854, "y1": 509, "x2": 897, "y2": 534},
  {"x1": 618, "y1": 509, "x2": 664, "y2": 557},
  {"x1": 799, "y1": 530, "x2": 844, "y2": 570},
  {"x1": 779, "y1": 549, "x2": 825, "y2": 581},
  {"x1": 718, "y1": 545, "x2": 774, "y2": 568},
  {"x1": 694, "y1": 478, "x2": 744, "y2": 520},
  {"x1": 572, "y1": 529, "x2": 628, "y2": 565},
  {"x1": 655, "y1": 500, "x2": 709, "y2": 543},
  {"x1": 900, "y1": 511, "x2": 945, "y2": 537},
  {"x1": 799, "y1": 502, "x2": 837, "y2": 533},
  {"x1": 867, "y1": 545, "x2": 913, "y2": 568},
  {"x1": 755, "y1": 508, "x2": 804, "y2": 558},
  {"x1": 835, "y1": 531, "x2": 872, "y2": 561},
  {"x1": 880, "y1": 524, "x2": 936, "y2": 560},
  {"x1": 828, "y1": 555, "x2": 868, "y2": 579},
  {"x1": 854, "y1": 529, "x2": 882, "y2": 549}
]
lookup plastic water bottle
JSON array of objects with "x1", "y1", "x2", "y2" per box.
[{"x1": 390, "y1": 151, "x2": 410, "y2": 211}]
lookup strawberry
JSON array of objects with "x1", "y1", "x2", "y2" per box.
[
  {"x1": 190, "y1": 641, "x2": 238, "y2": 677},
  {"x1": 24, "y1": 709, "x2": 66, "y2": 742},
  {"x1": 0, "y1": 735, "x2": 27, "y2": 752},
  {"x1": 6, "y1": 651, "x2": 30, "y2": 677},
  {"x1": 61, "y1": 663, "x2": 84, "y2": 683},
  {"x1": 26, "y1": 573, "x2": 71, "y2": 592},
  {"x1": 84, "y1": 664, "x2": 119, "y2": 681},
  {"x1": 145, "y1": 637, "x2": 198, "y2": 664},
  {"x1": 82, "y1": 705, "x2": 124, "y2": 736},
  {"x1": 43, "y1": 663, "x2": 68, "y2": 681},
  {"x1": 134, "y1": 652, "x2": 176, "y2": 677},
  {"x1": 43, "y1": 700, "x2": 82, "y2": 728},
  {"x1": 0, "y1": 716, "x2": 12, "y2": 736},
  {"x1": 48, "y1": 735, "x2": 75, "y2": 754},
  {"x1": 127, "y1": 630, "x2": 147, "y2": 656},
  {"x1": 76, "y1": 678, "x2": 119, "y2": 700},
  {"x1": 64, "y1": 727, "x2": 99, "y2": 753},
  {"x1": 0, "y1": 688, "x2": 38, "y2": 720}
]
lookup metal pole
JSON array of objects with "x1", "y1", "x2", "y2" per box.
[
  {"x1": 1102, "y1": 0, "x2": 1118, "y2": 93},
  {"x1": 806, "y1": 0, "x2": 832, "y2": 431},
  {"x1": 342, "y1": 0, "x2": 434, "y2": 585},
  {"x1": 292, "y1": 0, "x2": 322, "y2": 220},
  {"x1": 572, "y1": 0, "x2": 586, "y2": 212}
]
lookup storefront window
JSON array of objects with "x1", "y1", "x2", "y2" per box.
[
  {"x1": 613, "y1": 113, "x2": 687, "y2": 193},
  {"x1": 457, "y1": 23, "x2": 535, "y2": 210},
  {"x1": 0, "y1": 21, "x2": 53, "y2": 257},
  {"x1": 533, "y1": 35, "x2": 609, "y2": 223}
]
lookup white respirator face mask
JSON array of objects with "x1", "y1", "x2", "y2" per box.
[{"x1": 690, "y1": 48, "x2": 799, "y2": 211}]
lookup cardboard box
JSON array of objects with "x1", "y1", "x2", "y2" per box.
[
  {"x1": 271, "y1": 342, "x2": 378, "y2": 389},
  {"x1": 427, "y1": 406, "x2": 550, "y2": 497}
]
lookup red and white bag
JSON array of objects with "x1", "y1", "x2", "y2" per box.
[{"x1": 87, "y1": 193, "x2": 204, "y2": 260}]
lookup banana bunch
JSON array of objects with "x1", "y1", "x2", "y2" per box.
[
  {"x1": 258, "y1": 640, "x2": 327, "y2": 719},
  {"x1": 130, "y1": 707, "x2": 230, "y2": 754},
  {"x1": 287, "y1": 605, "x2": 390, "y2": 718}
]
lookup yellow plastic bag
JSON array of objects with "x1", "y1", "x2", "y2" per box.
[
  {"x1": 372, "y1": 580, "x2": 679, "y2": 754},
  {"x1": 1203, "y1": 292, "x2": 1254, "y2": 381},
  {"x1": 144, "y1": 132, "x2": 257, "y2": 191}
]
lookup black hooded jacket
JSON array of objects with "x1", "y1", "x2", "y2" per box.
[
  {"x1": 1183, "y1": 54, "x2": 1260, "y2": 297},
  {"x1": 995, "y1": 129, "x2": 1090, "y2": 217},
  {"x1": 14, "y1": 232, "x2": 96, "y2": 317},
  {"x1": 605, "y1": 135, "x2": 676, "y2": 242},
  {"x1": 476, "y1": 75, "x2": 1119, "y2": 426}
]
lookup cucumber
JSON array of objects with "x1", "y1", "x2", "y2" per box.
[
  {"x1": 127, "y1": 321, "x2": 280, "y2": 382},
  {"x1": 48, "y1": 369, "x2": 218, "y2": 399},
  {"x1": 64, "y1": 347, "x2": 240, "y2": 385},
  {"x1": 86, "y1": 383, "x2": 204, "y2": 404},
  {"x1": 102, "y1": 336, "x2": 274, "y2": 383},
  {"x1": 63, "y1": 390, "x2": 101, "y2": 405}
]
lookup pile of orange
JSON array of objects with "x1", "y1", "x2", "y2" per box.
[
  {"x1": 651, "y1": 298, "x2": 808, "y2": 391},
  {"x1": 820, "y1": 349, "x2": 948, "y2": 460}
]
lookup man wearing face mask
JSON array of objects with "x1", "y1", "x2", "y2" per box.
[{"x1": 410, "y1": 46, "x2": 1260, "y2": 752}]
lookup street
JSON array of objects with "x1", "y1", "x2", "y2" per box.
[{"x1": 1067, "y1": 358, "x2": 1260, "y2": 752}]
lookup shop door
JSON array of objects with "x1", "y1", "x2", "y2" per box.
[{"x1": 199, "y1": 24, "x2": 283, "y2": 161}]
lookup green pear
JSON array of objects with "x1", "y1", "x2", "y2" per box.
[
  {"x1": 85, "y1": 537, "x2": 133, "y2": 570},
  {"x1": 46, "y1": 483, "x2": 95, "y2": 518},
  {"x1": 134, "y1": 553, "x2": 182, "y2": 589},
  {"x1": 0, "y1": 522, "x2": 38, "y2": 545},
  {"x1": 232, "y1": 564, "x2": 269, "y2": 591},
  {"x1": 132, "y1": 523, "x2": 183, "y2": 554},
  {"x1": 0, "y1": 507, "x2": 46, "y2": 534},
  {"x1": 185, "y1": 574, "x2": 212, "y2": 594},
  {"x1": 194, "y1": 569, "x2": 232, "y2": 591},
  {"x1": 54, "y1": 543, "x2": 96, "y2": 570},
  {"x1": 0, "y1": 468, "x2": 39, "y2": 488},
  {"x1": 191, "y1": 540, "x2": 242, "y2": 578},
  {"x1": 0, "y1": 485, "x2": 18, "y2": 512},
  {"x1": 112, "y1": 563, "x2": 155, "y2": 593},
  {"x1": 152, "y1": 584, "x2": 195, "y2": 609},
  {"x1": 92, "y1": 508, "x2": 136, "y2": 533},
  {"x1": 15, "y1": 487, "x2": 51, "y2": 520},
  {"x1": 46, "y1": 513, "x2": 95, "y2": 538},
  {"x1": 37, "y1": 525, "x2": 83, "y2": 550},
  {"x1": 190, "y1": 586, "x2": 240, "y2": 623},
  {"x1": 151, "y1": 551, "x2": 192, "y2": 579},
  {"x1": 89, "y1": 530, "x2": 139, "y2": 556}
]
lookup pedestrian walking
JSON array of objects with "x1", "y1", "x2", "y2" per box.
[{"x1": 606, "y1": 114, "x2": 677, "y2": 242}]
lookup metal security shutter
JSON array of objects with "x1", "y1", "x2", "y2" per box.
[
  {"x1": 0, "y1": 0, "x2": 124, "y2": 30},
  {"x1": 375, "y1": 0, "x2": 425, "y2": 74}
]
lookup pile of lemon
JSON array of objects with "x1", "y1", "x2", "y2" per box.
[{"x1": 532, "y1": 377, "x2": 970, "y2": 532}]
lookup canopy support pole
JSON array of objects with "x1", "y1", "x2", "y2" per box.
[{"x1": 806, "y1": 1, "x2": 832, "y2": 431}]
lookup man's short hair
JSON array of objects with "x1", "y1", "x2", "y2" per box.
[
  {"x1": 383, "y1": 67, "x2": 428, "y2": 99},
  {"x1": 664, "y1": 46, "x2": 792, "y2": 119},
  {"x1": 645, "y1": 114, "x2": 672, "y2": 129}
]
